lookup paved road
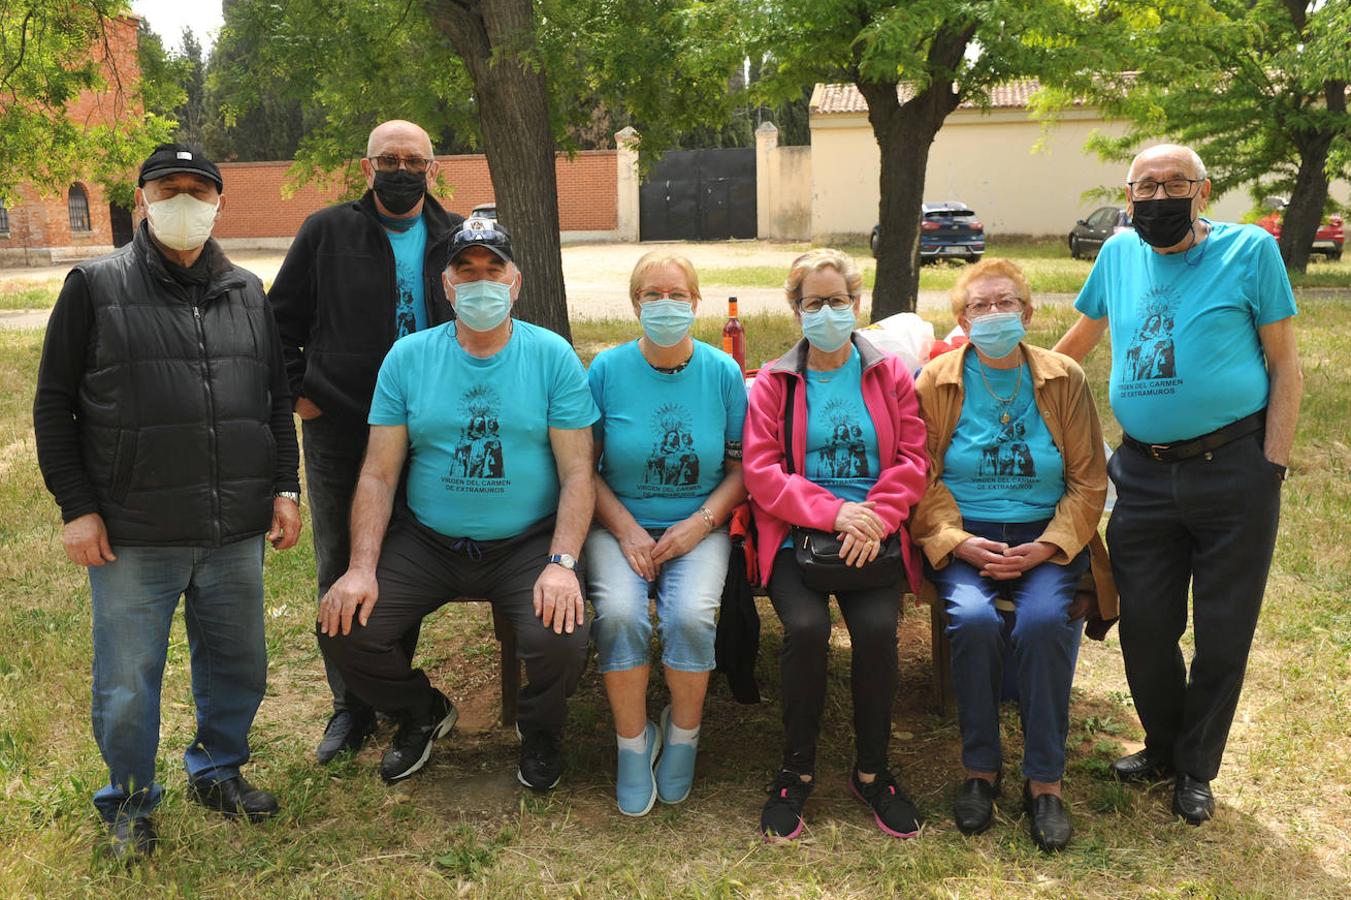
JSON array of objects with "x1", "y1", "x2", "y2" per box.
[{"x1": 1, "y1": 240, "x2": 1083, "y2": 330}]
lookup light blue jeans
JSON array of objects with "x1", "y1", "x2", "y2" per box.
[
  {"x1": 584, "y1": 527, "x2": 731, "y2": 673},
  {"x1": 86, "y1": 536, "x2": 267, "y2": 823}
]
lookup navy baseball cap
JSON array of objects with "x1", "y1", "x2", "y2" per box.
[
  {"x1": 138, "y1": 143, "x2": 223, "y2": 191},
  {"x1": 449, "y1": 216, "x2": 513, "y2": 264}
]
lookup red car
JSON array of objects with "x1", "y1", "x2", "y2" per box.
[{"x1": 1256, "y1": 199, "x2": 1344, "y2": 261}]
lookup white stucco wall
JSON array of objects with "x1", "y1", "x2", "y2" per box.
[{"x1": 809, "y1": 105, "x2": 1347, "y2": 240}]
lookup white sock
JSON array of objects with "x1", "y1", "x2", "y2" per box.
[
  {"x1": 616, "y1": 730, "x2": 648, "y2": 754},
  {"x1": 667, "y1": 720, "x2": 700, "y2": 747}
]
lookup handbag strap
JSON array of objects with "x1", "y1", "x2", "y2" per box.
[{"x1": 783, "y1": 376, "x2": 799, "y2": 476}]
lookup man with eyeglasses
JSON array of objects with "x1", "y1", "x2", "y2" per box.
[
  {"x1": 317, "y1": 218, "x2": 597, "y2": 791},
  {"x1": 1054, "y1": 143, "x2": 1303, "y2": 826},
  {"x1": 269, "y1": 119, "x2": 464, "y2": 763}
]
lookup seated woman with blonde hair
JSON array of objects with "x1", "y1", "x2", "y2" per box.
[{"x1": 911, "y1": 257, "x2": 1111, "y2": 853}]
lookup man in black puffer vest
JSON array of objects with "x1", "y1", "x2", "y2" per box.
[
  {"x1": 33, "y1": 145, "x2": 302, "y2": 861},
  {"x1": 269, "y1": 120, "x2": 463, "y2": 763}
]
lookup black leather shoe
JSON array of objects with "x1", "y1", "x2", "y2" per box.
[
  {"x1": 953, "y1": 774, "x2": 1001, "y2": 835},
  {"x1": 1023, "y1": 782, "x2": 1072, "y2": 853},
  {"x1": 103, "y1": 816, "x2": 157, "y2": 861},
  {"x1": 380, "y1": 690, "x2": 457, "y2": 783},
  {"x1": 189, "y1": 775, "x2": 279, "y2": 823},
  {"x1": 316, "y1": 707, "x2": 377, "y2": 764},
  {"x1": 1110, "y1": 748, "x2": 1174, "y2": 782},
  {"x1": 516, "y1": 725, "x2": 563, "y2": 791},
  {"x1": 1172, "y1": 774, "x2": 1214, "y2": 825}
]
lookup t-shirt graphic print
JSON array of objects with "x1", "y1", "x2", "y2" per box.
[
  {"x1": 444, "y1": 384, "x2": 507, "y2": 488},
  {"x1": 642, "y1": 403, "x2": 700, "y2": 492}
]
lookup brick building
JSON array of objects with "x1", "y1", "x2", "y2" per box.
[{"x1": 0, "y1": 15, "x2": 140, "y2": 267}]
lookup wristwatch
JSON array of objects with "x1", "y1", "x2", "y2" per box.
[
  {"x1": 275, "y1": 491, "x2": 301, "y2": 505},
  {"x1": 546, "y1": 553, "x2": 577, "y2": 571}
]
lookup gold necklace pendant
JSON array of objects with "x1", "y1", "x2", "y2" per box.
[{"x1": 1000, "y1": 410, "x2": 1011, "y2": 424}]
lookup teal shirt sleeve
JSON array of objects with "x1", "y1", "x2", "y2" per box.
[
  {"x1": 587, "y1": 352, "x2": 607, "y2": 440},
  {"x1": 368, "y1": 345, "x2": 408, "y2": 426},
  {"x1": 723, "y1": 356, "x2": 747, "y2": 444},
  {"x1": 1074, "y1": 240, "x2": 1111, "y2": 319},
  {"x1": 1252, "y1": 230, "x2": 1298, "y2": 326},
  {"x1": 549, "y1": 343, "x2": 601, "y2": 430}
]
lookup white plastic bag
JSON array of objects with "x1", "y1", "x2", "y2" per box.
[{"x1": 858, "y1": 313, "x2": 934, "y2": 370}]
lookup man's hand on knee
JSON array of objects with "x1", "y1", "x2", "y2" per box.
[
  {"x1": 533, "y1": 565, "x2": 584, "y2": 635},
  {"x1": 319, "y1": 568, "x2": 380, "y2": 637}
]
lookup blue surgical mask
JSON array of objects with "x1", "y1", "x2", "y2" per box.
[
  {"x1": 801, "y1": 305, "x2": 856, "y2": 352},
  {"x1": 639, "y1": 299, "x2": 695, "y2": 347},
  {"x1": 966, "y1": 311, "x2": 1026, "y2": 359},
  {"x1": 453, "y1": 279, "x2": 513, "y2": 331}
]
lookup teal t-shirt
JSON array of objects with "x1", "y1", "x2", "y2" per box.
[
  {"x1": 1075, "y1": 221, "x2": 1297, "y2": 443},
  {"x1": 369, "y1": 320, "x2": 599, "y2": 539},
  {"x1": 589, "y1": 340, "x2": 747, "y2": 529},
  {"x1": 385, "y1": 214, "x2": 428, "y2": 338},
  {"x1": 803, "y1": 346, "x2": 879, "y2": 504},
  {"x1": 941, "y1": 352, "x2": 1065, "y2": 522}
]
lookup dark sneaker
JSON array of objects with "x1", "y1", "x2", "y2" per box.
[
  {"x1": 760, "y1": 770, "x2": 814, "y2": 841},
  {"x1": 1023, "y1": 781, "x2": 1072, "y2": 852},
  {"x1": 1172, "y1": 774, "x2": 1214, "y2": 826},
  {"x1": 315, "y1": 707, "x2": 377, "y2": 764},
  {"x1": 516, "y1": 725, "x2": 564, "y2": 791},
  {"x1": 849, "y1": 769, "x2": 920, "y2": 838},
  {"x1": 953, "y1": 774, "x2": 1001, "y2": 835},
  {"x1": 379, "y1": 690, "x2": 457, "y2": 783},
  {"x1": 189, "y1": 775, "x2": 279, "y2": 823},
  {"x1": 102, "y1": 816, "x2": 157, "y2": 862}
]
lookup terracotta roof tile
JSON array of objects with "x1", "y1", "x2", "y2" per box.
[{"x1": 811, "y1": 79, "x2": 1050, "y2": 115}]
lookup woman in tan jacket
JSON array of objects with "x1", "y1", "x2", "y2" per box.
[{"x1": 911, "y1": 258, "x2": 1109, "y2": 853}]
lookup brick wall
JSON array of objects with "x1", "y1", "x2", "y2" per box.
[{"x1": 213, "y1": 151, "x2": 619, "y2": 240}]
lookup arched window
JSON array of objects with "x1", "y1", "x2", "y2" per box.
[
  {"x1": 68, "y1": 184, "x2": 91, "y2": 232},
  {"x1": 0, "y1": 200, "x2": 9, "y2": 235}
]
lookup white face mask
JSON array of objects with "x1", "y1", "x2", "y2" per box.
[{"x1": 145, "y1": 193, "x2": 219, "y2": 251}]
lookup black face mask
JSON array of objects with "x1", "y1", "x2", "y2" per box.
[
  {"x1": 1132, "y1": 196, "x2": 1195, "y2": 248},
  {"x1": 372, "y1": 169, "x2": 426, "y2": 215}
]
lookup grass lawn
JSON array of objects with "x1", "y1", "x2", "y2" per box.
[
  {"x1": 0, "y1": 300, "x2": 1348, "y2": 897},
  {"x1": 699, "y1": 239, "x2": 1351, "y2": 296}
]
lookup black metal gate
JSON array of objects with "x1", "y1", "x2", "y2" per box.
[
  {"x1": 639, "y1": 148, "x2": 756, "y2": 241},
  {"x1": 109, "y1": 203, "x2": 134, "y2": 247}
]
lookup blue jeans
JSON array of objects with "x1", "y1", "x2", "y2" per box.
[
  {"x1": 926, "y1": 519, "x2": 1088, "y2": 782},
  {"x1": 87, "y1": 536, "x2": 267, "y2": 823},
  {"x1": 584, "y1": 527, "x2": 731, "y2": 673}
]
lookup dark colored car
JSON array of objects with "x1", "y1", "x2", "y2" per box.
[
  {"x1": 870, "y1": 201, "x2": 985, "y2": 262},
  {"x1": 1069, "y1": 206, "x2": 1132, "y2": 259},
  {"x1": 1256, "y1": 198, "x2": 1343, "y2": 261}
]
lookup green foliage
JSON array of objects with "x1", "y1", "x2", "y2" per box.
[
  {"x1": 1056, "y1": 1, "x2": 1351, "y2": 215},
  {"x1": 0, "y1": 2, "x2": 175, "y2": 203}
]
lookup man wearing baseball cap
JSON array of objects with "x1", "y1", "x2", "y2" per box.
[
  {"x1": 34, "y1": 143, "x2": 301, "y2": 860},
  {"x1": 318, "y1": 217, "x2": 597, "y2": 792}
]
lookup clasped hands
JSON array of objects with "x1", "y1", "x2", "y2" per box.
[{"x1": 954, "y1": 536, "x2": 1057, "y2": 580}]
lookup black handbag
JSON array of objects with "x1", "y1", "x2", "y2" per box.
[{"x1": 783, "y1": 376, "x2": 904, "y2": 593}]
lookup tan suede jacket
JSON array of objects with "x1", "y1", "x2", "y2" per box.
[{"x1": 910, "y1": 342, "x2": 1117, "y2": 620}]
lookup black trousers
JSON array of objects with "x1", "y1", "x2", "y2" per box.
[
  {"x1": 768, "y1": 548, "x2": 902, "y2": 775},
  {"x1": 318, "y1": 515, "x2": 590, "y2": 736},
  {"x1": 1107, "y1": 431, "x2": 1282, "y2": 781},
  {"x1": 303, "y1": 415, "x2": 421, "y2": 713}
]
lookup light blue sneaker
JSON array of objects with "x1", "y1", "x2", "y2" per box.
[
  {"x1": 655, "y1": 705, "x2": 697, "y2": 805},
  {"x1": 615, "y1": 721, "x2": 661, "y2": 816}
]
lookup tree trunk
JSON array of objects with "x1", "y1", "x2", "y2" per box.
[
  {"x1": 425, "y1": 0, "x2": 571, "y2": 340},
  {"x1": 854, "y1": 22, "x2": 973, "y2": 320},
  {"x1": 1277, "y1": 79, "x2": 1345, "y2": 274}
]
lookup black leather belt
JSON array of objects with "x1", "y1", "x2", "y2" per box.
[{"x1": 1121, "y1": 410, "x2": 1266, "y2": 463}]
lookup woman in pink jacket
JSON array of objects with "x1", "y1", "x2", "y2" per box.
[{"x1": 743, "y1": 248, "x2": 928, "y2": 841}]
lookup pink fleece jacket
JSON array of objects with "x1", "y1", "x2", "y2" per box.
[{"x1": 742, "y1": 333, "x2": 928, "y2": 589}]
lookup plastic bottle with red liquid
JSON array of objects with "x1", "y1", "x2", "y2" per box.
[{"x1": 722, "y1": 295, "x2": 746, "y2": 374}]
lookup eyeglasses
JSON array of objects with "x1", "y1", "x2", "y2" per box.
[
  {"x1": 638, "y1": 290, "x2": 694, "y2": 304},
  {"x1": 1126, "y1": 178, "x2": 1204, "y2": 200},
  {"x1": 964, "y1": 297, "x2": 1024, "y2": 316},
  {"x1": 798, "y1": 294, "x2": 854, "y2": 313},
  {"x1": 367, "y1": 154, "x2": 433, "y2": 174}
]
